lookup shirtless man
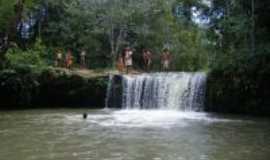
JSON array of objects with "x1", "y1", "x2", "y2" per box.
[
  {"x1": 143, "y1": 49, "x2": 152, "y2": 71},
  {"x1": 65, "y1": 50, "x2": 73, "y2": 69},
  {"x1": 116, "y1": 54, "x2": 125, "y2": 73},
  {"x1": 55, "y1": 50, "x2": 63, "y2": 67},
  {"x1": 80, "y1": 50, "x2": 87, "y2": 68},
  {"x1": 161, "y1": 48, "x2": 172, "y2": 71},
  {"x1": 124, "y1": 47, "x2": 133, "y2": 74}
]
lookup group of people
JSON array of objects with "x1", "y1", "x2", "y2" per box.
[
  {"x1": 55, "y1": 47, "x2": 172, "y2": 73},
  {"x1": 117, "y1": 47, "x2": 172, "y2": 74},
  {"x1": 116, "y1": 47, "x2": 134, "y2": 73},
  {"x1": 55, "y1": 49, "x2": 87, "y2": 69}
]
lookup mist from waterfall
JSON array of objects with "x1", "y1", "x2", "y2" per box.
[{"x1": 121, "y1": 72, "x2": 207, "y2": 111}]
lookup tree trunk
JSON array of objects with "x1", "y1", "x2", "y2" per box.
[
  {"x1": 0, "y1": 0, "x2": 25, "y2": 66},
  {"x1": 115, "y1": 28, "x2": 124, "y2": 56},
  {"x1": 7, "y1": 0, "x2": 25, "y2": 42},
  {"x1": 109, "y1": 16, "x2": 116, "y2": 68},
  {"x1": 251, "y1": 0, "x2": 256, "y2": 55}
]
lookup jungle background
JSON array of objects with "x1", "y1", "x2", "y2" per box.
[{"x1": 0, "y1": 0, "x2": 269, "y2": 115}]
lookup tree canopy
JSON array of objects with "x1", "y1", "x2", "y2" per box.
[{"x1": 0, "y1": 0, "x2": 269, "y2": 71}]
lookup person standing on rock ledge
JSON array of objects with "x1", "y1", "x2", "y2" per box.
[
  {"x1": 143, "y1": 49, "x2": 153, "y2": 71},
  {"x1": 55, "y1": 49, "x2": 63, "y2": 67},
  {"x1": 123, "y1": 47, "x2": 133, "y2": 74},
  {"x1": 161, "y1": 48, "x2": 172, "y2": 71},
  {"x1": 116, "y1": 54, "x2": 125, "y2": 73},
  {"x1": 65, "y1": 49, "x2": 73, "y2": 69},
  {"x1": 80, "y1": 50, "x2": 87, "y2": 68}
]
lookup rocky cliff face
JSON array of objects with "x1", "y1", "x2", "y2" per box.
[{"x1": 0, "y1": 68, "x2": 108, "y2": 109}]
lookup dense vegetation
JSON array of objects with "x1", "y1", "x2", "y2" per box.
[
  {"x1": 205, "y1": 0, "x2": 270, "y2": 115},
  {"x1": 1, "y1": 0, "x2": 268, "y2": 70},
  {"x1": 0, "y1": 0, "x2": 212, "y2": 70},
  {"x1": 0, "y1": 68, "x2": 107, "y2": 109},
  {"x1": 0, "y1": 0, "x2": 269, "y2": 115}
]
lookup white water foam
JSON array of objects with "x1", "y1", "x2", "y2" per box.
[
  {"x1": 63, "y1": 110, "x2": 240, "y2": 128},
  {"x1": 98, "y1": 72, "x2": 240, "y2": 128}
]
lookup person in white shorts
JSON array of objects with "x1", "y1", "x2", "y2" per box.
[
  {"x1": 161, "y1": 48, "x2": 172, "y2": 71},
  {"x1": 124, "y1": 47, "x2": 133, "y2": 74},
  {"x1": 80, "y1": 50, "x2": 86, "y2": 68},
  {"x1": 55, "y1": 50, "x2": 63, "y2": 67}
]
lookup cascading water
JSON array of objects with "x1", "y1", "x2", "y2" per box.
[
  {"x1": 120, "y1": 72, "x2": 207, "y2": 111},
  {"x1": 103, "y1": 72, "x2": 227, "y2": 128},
  {"x1": 105, "y1": 75, "x2": 114, "y2": 109}
]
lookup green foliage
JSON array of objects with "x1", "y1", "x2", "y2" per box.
[
  {"x1": 202, "y1": 0, "x2": 270, "y2": 115},
  {"x1": 0, "y1": 67, "x2": 109, "y2": 108},
  {"x1": 1, "y1": 0, "x2": 269, "y2": 72},
  {"x1": 39, "y1": 0, "x2": 211, "y2": 70},
  {"x1": 5, "y1": 39, "x2": 49, "y2": 70},
  {"x1": 0, "y1": 0, "x2": 269, "y2": 115},
  {"x1": 0, "y1": 0, "x2": 36, "y2": 34},
  {"x1": 206, "y1": 53, "x2": 270, "y2": 115},
  {"x1": 0, "y1": 69, "x2": 40, "y2": 107},
  {"x1": 0, "y1": 0, "x2": 215, "y2": 70},
  {"x1": 0, "y1": 0, "x2": 16, "y2": 32},
  {"x1": 208, "y1": 0, "x2": 270, "y2": 67}
]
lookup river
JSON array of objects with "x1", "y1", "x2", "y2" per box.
[{"x1": 0, "y1": 109, "x2": 269, "y2": 160}]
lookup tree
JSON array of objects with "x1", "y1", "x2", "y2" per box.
[
  {"x1": 1, "y1": 0, "x2": 217, "y2": 70},
  {"x1": 0, "y1": 0, "x2": 36, "y2": 66}
]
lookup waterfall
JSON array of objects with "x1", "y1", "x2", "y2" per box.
[
  {"x1": 121, "y1": 72, "x2": 207, "y2": 111},
  {"x1": 105, "y1": 75, "x2": 114, "y2": 109}
]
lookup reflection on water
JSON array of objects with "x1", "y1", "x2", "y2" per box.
[{"x1": 0, "y1": 109, "x2": 269, "y2": 160}]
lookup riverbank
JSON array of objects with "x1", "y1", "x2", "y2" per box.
[
  {"x1": 206, "y1": 54, "x2": 270, "y2": 116},
  {"x1": 0, "y1": 66, "x2": 144, "y2": 110},
  {"x1": 0, "y1": 67, "x2": 111, "y2": 109},
  {"x1": 0, "y1": 66, "x2": 270, "y2": 116}
]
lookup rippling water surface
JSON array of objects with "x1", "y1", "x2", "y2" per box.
[{"x1": 0, "y1": 109, "x2": 269, "y2": 160}]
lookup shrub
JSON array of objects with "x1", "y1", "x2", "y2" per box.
[{"x1": 5, "y1": 39, "x2": 49, "y2": 70}]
